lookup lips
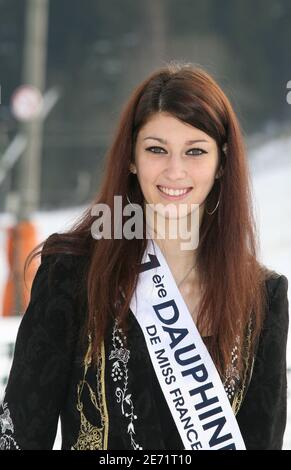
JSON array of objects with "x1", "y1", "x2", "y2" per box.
[{"x1": 157, "y1": 185, "x2": 193, "y2": 200}]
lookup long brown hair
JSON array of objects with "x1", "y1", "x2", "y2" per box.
[{"x1": 25, "y1": 62, "x2": 269, "y2": 377}]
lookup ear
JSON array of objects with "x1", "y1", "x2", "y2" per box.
[{"x1": 129, "y1": 163, "x2": 137, "y2": 174}]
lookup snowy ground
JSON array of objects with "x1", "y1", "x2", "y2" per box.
[{"x1": 0, "y1": 134, "x2": 290, "y2": 449}]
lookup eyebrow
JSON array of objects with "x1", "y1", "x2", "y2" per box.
[{"x1": 143, "y1": 136, "x2": 210, "y2": 145}]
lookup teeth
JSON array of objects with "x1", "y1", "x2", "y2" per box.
[{"x1": 159, "y1": 186, "x2": 189, "y2": 196}]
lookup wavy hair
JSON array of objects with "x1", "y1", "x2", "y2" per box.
[{"x1": 25, "y1": 62, "x2": 269, "y2": 377}]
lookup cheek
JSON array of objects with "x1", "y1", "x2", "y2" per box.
[
  {"x1": 191, "y1": 162, "x2": 217, "y2": 184},
  {"x1": 137, "y1": 161, "x2": 158, "y2": 185},
  {"x1": 135, "y1": 166, "x2": 155, "y2": 198},
  {"x1": 191, "y1": 167, "x2": 217, "y2": 201}
]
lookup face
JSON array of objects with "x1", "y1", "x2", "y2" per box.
[{"x1": 133, "y1": 112, "x2": 222, "y2": 223}]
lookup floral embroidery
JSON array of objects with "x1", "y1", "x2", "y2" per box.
[
  {"x1": 0, "y1": 401, "x2": 20, "y2": 450},
  {"x1": 109, "y1": 319, "x2": 143, "y2": 450}
]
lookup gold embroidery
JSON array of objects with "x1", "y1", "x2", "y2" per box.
[
  {"x1": 223, "y1": 337, "x2": 241, "y2": 401},
  {"x1": 100, "y1": 341, "x2": 109, "y2": 450},
  {"x1": 72, "y1": 337, "x2": 109, "y2": 450},
  {"x1": 231, "y1": 319, "x2": 254, "y2": 415}
]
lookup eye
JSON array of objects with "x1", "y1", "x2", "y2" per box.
[
  {"x1": 145, "y1": 146, "x2": 207, "y2": 156},
  {"x1": 145, "y1": 146, "x2": 166, "y2": 154},
  {"x1": 187, "y1": 148, "x2": 207, "y2": 156}
]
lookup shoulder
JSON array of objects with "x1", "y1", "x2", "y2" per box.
[
  {"x1": 22, "y1": 233, "x2": 89, "y2": 351},
  {"x1": 264, "y1": 269, "x2": 288, "y2": 301},
  {"x1": 263, "y1": 269, "x2": 289, "y2": 331},
  {"x1": 237, "y1": 269, "x2": 289, "y2": 449},
  {"x1": 251, "y1": 269, "x2": 289, "y2": 368},
  {"x1": 41, "y1": 232, "x2": 89, "y2": 271},
  {"x1": 37, "y1": 232, "x2": 89, "y2": 295}
]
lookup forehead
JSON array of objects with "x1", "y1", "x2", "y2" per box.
[{"x1": 138, "y1": 112, "x2": 213, "y2": 142}]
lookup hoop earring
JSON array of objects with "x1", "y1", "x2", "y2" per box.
[
  {"x1": 205, "y1": 179, "x2": 221, "y2": 215},
  {"x1": 126, "y1": 194, "x2": 136, "y2": 209}
]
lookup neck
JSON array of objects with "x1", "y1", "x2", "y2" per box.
[
  {"x1": 145, "y1": 207, "x2": 204, "y2": 286},
  {"x1": 154, "y1": 237, "x2": 198, "y2": 282}
]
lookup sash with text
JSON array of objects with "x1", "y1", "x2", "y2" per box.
[{"x1": 129, "y1": 239, "x2": 246, "y2": 450}]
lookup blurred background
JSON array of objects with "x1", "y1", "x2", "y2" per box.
[{"x1": 0, "y1": 0, "x2": 290, "y2": 449}]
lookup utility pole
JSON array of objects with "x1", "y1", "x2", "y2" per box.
[
  {"x1": 12, "y1": 0, "x2": 49, "y2": 315},
  {"x1": 17, "y1": 0, "x2": 49, "y2": 220}
]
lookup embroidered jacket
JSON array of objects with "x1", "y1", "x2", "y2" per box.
[{"x1": 0, "y1": 249, "x2": 289, "y2": 450}]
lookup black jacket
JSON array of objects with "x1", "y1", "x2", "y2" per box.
[{"x1": 0, "y1": 251, "x2": 289, "y2": 450}]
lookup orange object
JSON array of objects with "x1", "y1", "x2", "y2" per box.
[{"x1": 2, "y1": 221, "x2": 39, "y2": 316}]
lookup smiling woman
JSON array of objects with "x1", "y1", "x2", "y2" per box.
[
  {"x1": 1, "y1": 61, "x2": 288, "y2": 451},
  {"x1": 133, "y1": 113, "x2": 222, "y2": 215}
]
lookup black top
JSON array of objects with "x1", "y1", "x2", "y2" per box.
[{"x1": 0, "y1": 250, "x2": 289, "y2": 450}]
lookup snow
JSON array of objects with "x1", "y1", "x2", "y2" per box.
[
  {"x1": 249, "y1": 137, "x2": 291, "y2": 362},
  {"x1": 250, "y1": 136, "x2": 291, "y2": 450},
  {"x1": 0, "y1": 134, "x2": 290, "y2": 448}
]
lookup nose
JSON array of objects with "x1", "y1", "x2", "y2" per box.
[{"x1": 164, "y1": 155, "x2": 187, "y2": 180}]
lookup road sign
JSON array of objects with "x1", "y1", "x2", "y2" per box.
[{"x1": 11, "y1": 85, "x2": 43, "y2": 121}]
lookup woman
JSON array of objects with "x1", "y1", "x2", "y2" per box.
[{"x1": 0, "y1": 62, "x2": 289, "y2": 450}]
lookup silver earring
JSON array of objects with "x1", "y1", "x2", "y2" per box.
[
  {"x1": 126, "y1": 194, "x2": 136, "y2": 208},
  {"x1": 205, "y1": 179, "x2": 221, "y2": 215}
]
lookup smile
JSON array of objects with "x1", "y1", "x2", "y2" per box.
[{"x1": 157, "y1": 185, "x2": 192, "y2": 200}]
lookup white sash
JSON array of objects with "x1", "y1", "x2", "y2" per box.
[{"x1": 129, "y1": 239, "x2": 246, "y2": 450}]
